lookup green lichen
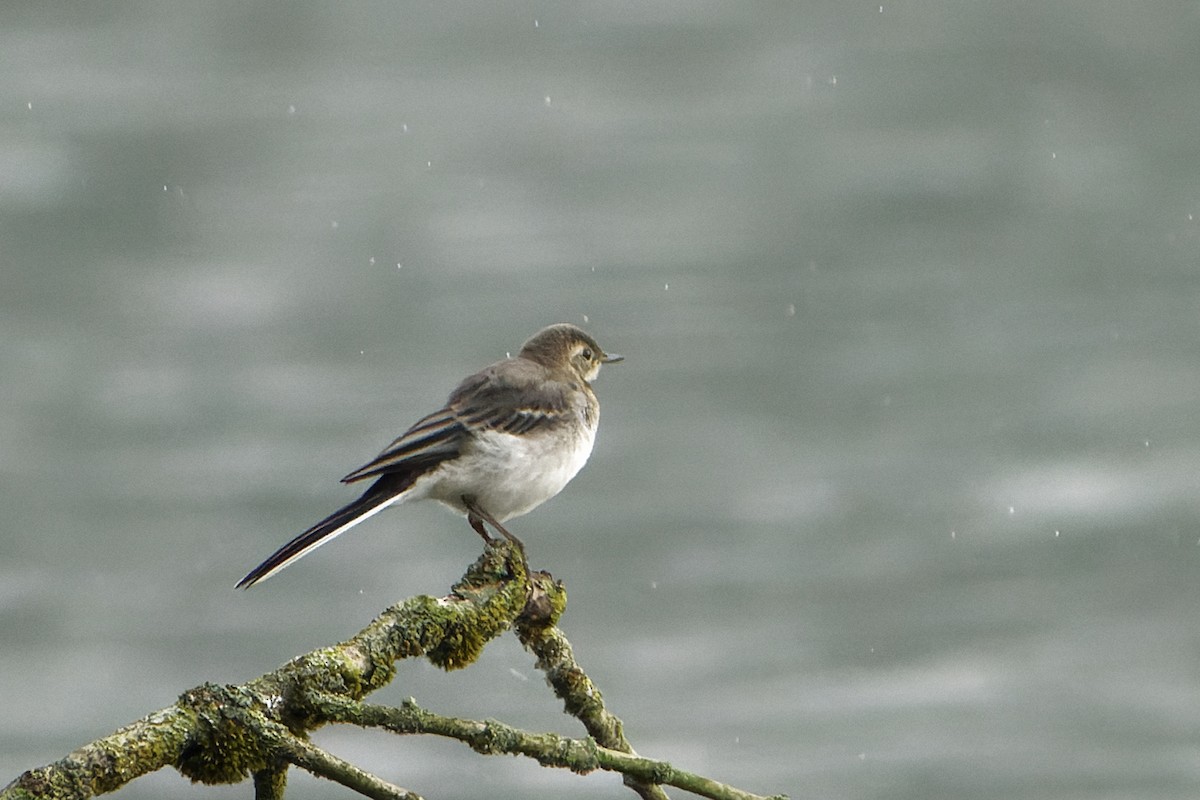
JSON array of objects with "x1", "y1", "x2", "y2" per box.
[
  {"x1": 423, "y1": 589, "x2": 519, "y2": 670},
  {"x1": 422, "y1": 543, "x2": 530, "y2": 670},
  {"x1": 174, "y1": 684, "x2": 269, "y2": 785},
  {"x1": 5, "y1": 765, "x2": 83, "y2": 800}
]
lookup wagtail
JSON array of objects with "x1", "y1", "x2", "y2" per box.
[{"x1": 236, "y1": 323, "x2": 622, "y2": 588}]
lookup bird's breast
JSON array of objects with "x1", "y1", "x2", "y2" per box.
[{"x1": 423, "y1": 420, "x2": 598, "y2": 522}]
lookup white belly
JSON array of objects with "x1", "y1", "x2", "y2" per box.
[{"x1": 416, "y1": 424, "x2": 597, "y2": 522}]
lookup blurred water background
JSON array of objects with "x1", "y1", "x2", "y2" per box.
[{"x1": 4, "y1": 3, "x2": 1200, "y2": 799}]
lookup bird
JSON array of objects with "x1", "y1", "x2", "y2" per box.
[{"x1": 236, "y1": 323, "x2": 623, "y2": 588}]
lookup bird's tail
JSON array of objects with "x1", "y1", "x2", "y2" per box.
[{"x1": 236, "y1": 472, "x2": 417, "y2": 588}]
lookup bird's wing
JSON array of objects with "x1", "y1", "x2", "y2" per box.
[
  {"x1": 340, "y1": 408, "x2": 468, "y2": 483},
  {"x1": 451, "y1": 367, "x2": 579, "y2": 436},
  {"x1": 341, "y1": 362, "x2": 579, "y2": 484}
]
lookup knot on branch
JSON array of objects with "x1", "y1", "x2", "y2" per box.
[
  {"x1": 175, "y1": 683, "x2": 271, "y2": 785},
  {"x1": 469, "y1": 719, "x2": 520, "y2": 755},
  {"x1": 541, "y1": 734, "x2": 601, "y2": 775},
  {"x1": 517, "y1": 569, "x2": 567, "y2": 629}
]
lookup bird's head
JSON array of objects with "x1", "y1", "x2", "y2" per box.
[{"x1": 519, "y1": 323, "x2": 623, "y2": 383}]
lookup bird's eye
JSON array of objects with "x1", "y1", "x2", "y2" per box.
[{"x1": 580, "y1": 347, "x2": 594, "y2": 360}]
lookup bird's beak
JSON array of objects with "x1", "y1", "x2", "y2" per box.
[{"x1": 602, "y1": 352, "x2": 624, "y2": 364}]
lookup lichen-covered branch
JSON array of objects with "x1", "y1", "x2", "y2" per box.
[
  {"x1": 257, "y1": 722, "x2": 421, "y2": 800},
  {"x1": 310, "y1": 695, "x2": 786, "y2": 800},
  {"x1": 3, "y1": 542, "x2": 527, "y2": 800},
  {"x1": 514, "y1": 601, "x2": 669, "y2": 800},
  {"x1": 1, "y1": 707, "x2": 195, "y2": 799},
  {"x1": 2, "y1": 544, "x2": 787, "y2": 800}
]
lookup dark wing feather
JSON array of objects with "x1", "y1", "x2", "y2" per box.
[
  {"x1": 449, "y1": 362, "x2": 579, "y2": 436},
  {"x1": 340, "y1": 410, "x2": 467, "y2": 483}
]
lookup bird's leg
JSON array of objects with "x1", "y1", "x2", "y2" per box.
[
  {"x1": 461, "y1": 495, "x2": 526, "y2": 553},
  {"x1": 466, "y1": 512, "x2": 494, "y2": 543}
]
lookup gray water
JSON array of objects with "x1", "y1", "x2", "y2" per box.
[{"x1": 4, "y1": 3, "x2": 1200, "y2": 799}]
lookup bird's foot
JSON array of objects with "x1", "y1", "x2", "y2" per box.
[{"x1": 463, "y1": 497, "x2": 528, "y2": 563}]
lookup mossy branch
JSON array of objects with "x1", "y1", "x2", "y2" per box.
[{"x1": 2, "y1": 542, "x2": 786, "y2": 800}]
